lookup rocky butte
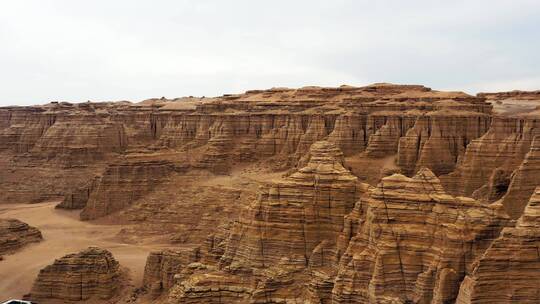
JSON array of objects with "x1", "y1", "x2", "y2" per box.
[
  {"x1": 0, "y1": 218, "x2": 42, "y2": 261},
  {"x1": 0, "y1": 83, "x2": 539, "y2": 303},
  {"x1": 24, "y1": 247, "x2": 123, "y2": 302}
]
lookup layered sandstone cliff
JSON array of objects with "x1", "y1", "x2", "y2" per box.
[
  {"x1": 30, "y1": 114, "x2": 127, "y2": 164},
  {"x1": 331, "y1": 169, "x2": 509, "y2": 303},
  {"x1": 159, "y1": 165, "x2": 518, "y2": 304},
  {"x1": 143, "y1": 248, "x2": 201, "y2": 298},
  {"x1": 441, "y1": 115, "x2": 540, "y2": 202},
  {"x1": 500, "y1": 136, "x2": 540, "y2": 218},
  {"x1": 0, "y1": 107, "x2": 56, "y2": 153},
  {"x1": 1, "y1": 84, "x2": 494, "y2": 204},
  {"x1": 160, "y1": 141, "x2": 364, "y2": 303},
  {"x1": 56, "y1": 176, "x2": 101, "y2": 209},
  {"x1": 25, "y1": 247, "x2": 122, "y2": 301},
  {"x1": 80, "y1": 160, "x2": 175, "y2": 220},
  {"x1": 456, "y1": 187, "x2": 540, "y2": 304},
  {"x1": 2, "y1": 84, "x2": 540, "y2": 304},
  {"x1": 117, "y1": 173, "x2": 258, "y2": 245},
  {"x1": 397, "y1": 109, "x2": 490, "y2": 176},
  {"x1": 0, "y1": 218, "x2": 42, "y2": 260},
  {"x1": 220, "y1": 140, "x2": 361, "y2": 270}
]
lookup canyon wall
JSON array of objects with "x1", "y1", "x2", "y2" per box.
[
  {"x1": 80, "y1": 160, "x2": 175, "y2": 220},
  {"x1": 500, "y1": 136, "x2": 540, "y2": 218},
  {"x1": 456, "y1": 187, "x2": 540, "y2": 304},
  {"x1": 0, "y1": 84, "x2": 495, "y2": 207},
  {"x1": 331, "y1": 168, "x2": 509, "y2": 303},
  {"x1": 220, "y1": 140, "x2": 361, "y2": 270},
  {"x1": 440, "y1": 115, "x2": 540, "y2": 206},
  {"x1": 1, "y1": 84, "x2": 540, "y2": 303}
]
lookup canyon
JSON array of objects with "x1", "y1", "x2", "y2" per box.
[{"x1": 0, "y1": 83, "x2": 539, "y2": 303}]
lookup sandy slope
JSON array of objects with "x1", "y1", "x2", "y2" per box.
[{"x1": 0, "y1": 202, "x2": 161, "y2": 300}]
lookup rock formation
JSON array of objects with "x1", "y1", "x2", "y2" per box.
[
  {"x1": 25, "y1": 247, "x2": 122, "y2": 301},
  {"x1": 1, "y1": 84, "x2": 540, "y2": 303},
  {"x1": 220, "y1": 140, "x2": 361, "y2": 270},
  {"x1": 117, "y1": 173, "x2": 257, "y2": 245},
  {"x1": 456, "y1": 187, "x2": 540, "y2": 304},
  {"x1": 0, "y1": 107, "x2": 56, "y2": 153},
  {"x1": 167, "y1": 272, "x2": 254, "y2": 303},
  {"x1": 478, "y1": 90, "x2": 540, "y2": 100},
  {"x1": 30, "y1": 114, "x2": 127, "y2": 164},
  {"x1": 397, "y1": 109, "x2": 490, "y2": 176},
  {"x1": 0, "y1": 218, "x2": 42, "y2": 260},
  {"x1": 80, "y1": 159, "x2": 175, "y2": 220},
  {"x1": 500, "y1": 136, "x2": 540, "y2": 218},
  {"x1": 160, "y1": 141, "x2": 363, "y2": 303},
  {"x1": 1, "y1": 84, "x2": 494, "y2": 203},
  {"x1": 331, "y1": 168, "x2": 509, "y2": 303},
  {"x1": 365, "y1": 112, "x2": 417, "y2": 158},
  {"x1": 441, "y1": 115, "x2": 540, "y2": 200},
  {"x1": 142, "y1": 248, "x2": 201, "y2": 298},
  {"x1": 56, "y1": 176, "x2": 100, "y2": 209}
]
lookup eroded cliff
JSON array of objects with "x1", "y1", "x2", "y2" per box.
[
  {"x1": 25, "y1": 247, "x2": 123, "y2": 301},
  {"x1": 1, "y1": 84, "x2": 539, "y2": 303},
  {"x1": 456, "y1": 187, "x2": 540, "y2": 304},
  {"x1": 332, "y1": 169, "x2": 509, "y2": 303}
]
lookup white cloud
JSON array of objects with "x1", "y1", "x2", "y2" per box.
[{"x1": 0, "y1": 0, "x2": 539, "y2": 105}]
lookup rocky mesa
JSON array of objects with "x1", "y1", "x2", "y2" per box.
[{"x1": 0, "y1": 83, "x2": 539, "y2": 303}]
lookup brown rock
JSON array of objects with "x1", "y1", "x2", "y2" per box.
[
  {"x1": 478, "y1": 90, "x2": 540, "y2": 101},
  {"x1": 31, "y1": 114, "x2": 127, "y2": 164},
  {"x1": 80, "y1": 160, "x2": 175, "y2": 220},
  {"x1": 116, "y1": 174, "x2": 257, "y2": 246},
  {"x1": 0, "y1": 218, "x2": 42, "y2": 259},
  {"x1": 327, "y1": 113, "x2": 367, "y2": 155},
  {"x1": 25, "y1": 247, "x2": 122, "y2": 301},
  {"x1": 167, "y1": 272, "x2": 253, "y2": 303},
  {"x1": 220, "y1": 141, "x2": 361, "y2": 270},
  {"x1": 56, "y1": 176, "x2": 100, "y2": 209},
  {"x1": 1, "y1": 84, "x2": 493, "y2": 203},
  {"x1": 365, "y1": 112, "x2": 417, "y2": 158},
  {"x1": 0, "y1": 107, "x2": 56, "y2": 153},
  {"x1": 441, "y1": 116, "x2": 540, "y2": 198},
  {"x1": 143, "y1": 248, "x2": 201, "y2": 298},
  {"x1": 5, "y1": 84, "x2": 538, "y2": 303},
  {"x1": 456, "y1": 187, "x2": 540, "y2": 304},
  {"x1": 501, "y1": 136, "x2": 540, "y2": 218},
  {"x1": 332, "y1": 168, "x2": 509, "y2": 303},
  {"x1": 397, "y1": 110, "x2": 490, "y2": 176}
]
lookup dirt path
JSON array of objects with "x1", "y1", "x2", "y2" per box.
[{"x1": 0, "y1": 202, "x2": 161, "y2": 299}]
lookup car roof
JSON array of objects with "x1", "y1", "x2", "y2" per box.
[{"x1": 1, "y1": 300, "x2": 35, "y2": 304}]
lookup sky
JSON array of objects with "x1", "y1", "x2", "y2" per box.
[{"x1": 1, "y1": 0, "x2": 539, "y2": 106}]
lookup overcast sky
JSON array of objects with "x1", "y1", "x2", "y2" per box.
[{"x1": 1, "y1": 0, "x2": 539, "y2": 105}]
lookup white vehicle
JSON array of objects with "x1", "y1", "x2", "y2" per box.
[{"x1": 1, "y1": 300, "x2": 36, "y2": 304}]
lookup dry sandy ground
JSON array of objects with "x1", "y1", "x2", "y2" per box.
[
  {"x1": 0, "y1": 202, "x2": 165, "y2": 300},
  {"x1": 490, "y1": 99, "x2": 540, "y2": 115}
]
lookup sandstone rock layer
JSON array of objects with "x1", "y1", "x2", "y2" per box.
[
  {"x1": 1, "y1": 84, "x2": 540, "y2": 303},
  {"x1": 0, "y1": 218, "x2": 42, "y2": 259},
  {"x1": 221, "y1": 141, "x2": 361, "y2": 270},
  {"x1": 332, "y1": 169, "x2": 509, "y2": 303},
  {"x1": 25, "y1": 247, "x2": 122, "y2": 301},
  {"x1": 80, "y1": 160, "x2": 175, "y2": 220},
  {"x1": 456, "y1": 187, "x2": 540, "y2": 304}
]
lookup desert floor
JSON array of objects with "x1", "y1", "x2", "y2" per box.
[{"x1": 0, "y1": 202, "x2": 164, "y2": 300}]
